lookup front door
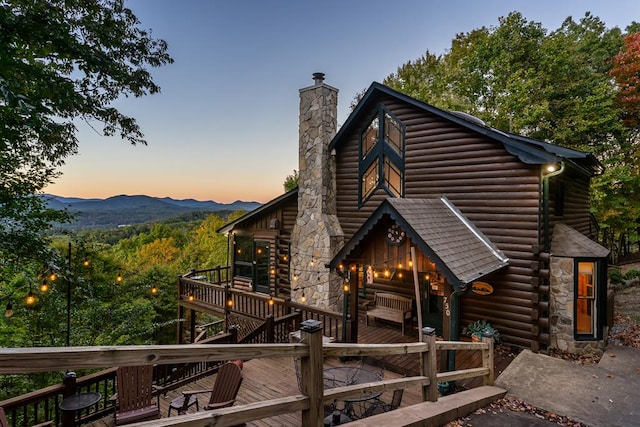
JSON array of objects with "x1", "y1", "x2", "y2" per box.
[{"x1": 253, "y1": 241, "x2": 270, "y2": 294}]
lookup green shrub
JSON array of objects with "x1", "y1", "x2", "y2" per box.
[
  {"x1": 609, "y1": 269, "x2": 624, "y2": 285},
  {"x1": 623, "y1": 269, "x2": 640, "y2": 280}
]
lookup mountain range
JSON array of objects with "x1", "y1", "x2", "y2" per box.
[{"x1": 44, "y1": 194, "x2": 261, "y2": 229}]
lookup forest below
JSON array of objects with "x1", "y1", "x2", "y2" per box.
[{"x1": 0, "y1": 210, "x2": 243, "y2": 399}]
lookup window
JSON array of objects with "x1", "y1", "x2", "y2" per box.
[
  {"x1": 576, "y1": 260, "x2": 598, "y2": 338},
  {"x1": 359, "y1": 105, "x2": 405, "y2": 206},
  {"x1": 234, "y1": 235, "x2": 253, "y2": 279}
]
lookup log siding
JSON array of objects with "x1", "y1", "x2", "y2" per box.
[{"x1": 334, "y1": 99, "x2": 546, "y2": 348}]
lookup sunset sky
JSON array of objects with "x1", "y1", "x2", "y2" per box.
[{"x1": 45, "y1": 0, "x2": 640, "y2": 204}]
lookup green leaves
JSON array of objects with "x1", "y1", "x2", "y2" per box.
[
  {"x1": 383, "y1": 11, "x2": 639, "y2": 261},
  {"x1": 0, "y1": 0, "x2": 173, "y2": 278}
]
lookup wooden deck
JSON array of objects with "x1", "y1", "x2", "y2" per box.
[{"x1": 83, "y1": 318, "x2": 513, "y2": 426}]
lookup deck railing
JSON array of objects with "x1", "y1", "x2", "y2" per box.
[
  {"x1": 0, "y1": 329, "x2": 494, "y2": 427},
  {"x1": 178, "y1": 269, "x2": 345, "y2": 342}
]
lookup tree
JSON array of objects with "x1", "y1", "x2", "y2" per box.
[
  {"x1": 383, "y1": 11, "x2": 638, "y2": 259},
  {"x1": 283, "y1": 170, "x2": 299, "y2": 192},
  {"x1": 0, "y1": 0, "x2": 173, "y2": 275}
]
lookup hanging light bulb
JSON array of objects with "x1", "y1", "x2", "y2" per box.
[
  {"x1": 151, "y1": 285, "x2": 158, "y2": 295},
  {"x1": 293, "y1": 273, "x2": 298, "y2": 282},
  {"x1": 226, "y1": 297, "x2": 233, "y2": 308},
  {"x1": 300, "y1": 290, "x2": 306, "y2": 303},
  {"x1": 408, "y1": 260, "x2": 413, "y2": 268},
  {"x1": 283, "y1": 254, "x2": 288, "y2": 262},
  {"x1": 398, "y1": 272, "x2": 403, "y2": 279},
  {"x1": 49, "y1": 273, "x2": 57, "y2": 281},
  {"x1": 82, "y1": 258, "x2": 90, "y2": 267},
  {"x1": 39, "y1": 280, "x2": 49, "y2": 293},
  {"x1": 343, "y1": 282, "x2": 350, "y2": 293},
  {"x1": 25, "y1": 291, "x2": 35, "y2": 306},
  {"x1": 5, "y1": 302, "x2": 13, "y2": 318},
  {"x1": 116, "y1": 272, "x2": 123, "y2": 283},
  {"x1": 188, "y1": 292, "x2": 195, "y2": 302},
  {"x1": 268, "y1": 295, "x2": 274, "y2": 307}
]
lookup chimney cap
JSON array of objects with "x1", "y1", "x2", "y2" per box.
[{"x1": 312, "y1": 72, "x2": 325, "y2": 85}]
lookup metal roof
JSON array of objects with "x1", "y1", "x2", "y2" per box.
[{"x1": 329, "y1": 197, "x2": 509, "y2": 291}]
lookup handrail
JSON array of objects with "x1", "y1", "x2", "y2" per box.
[
  {"x1": 178, "y1": 274, "x2": 344, "y2": 341},
  {"x1": 0, "y1": 335, "x2": 494, "y2": 427}
]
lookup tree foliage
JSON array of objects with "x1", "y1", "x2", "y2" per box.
[
  {"x1": 383, "y1": 11, "x2": 640, "y2": 260},
  {"x1": 283, "y1": 170, "x2": 299, "y2": 192},
  {"x1": 0, "y1": 0, "x2": 173, "y2": 279}
]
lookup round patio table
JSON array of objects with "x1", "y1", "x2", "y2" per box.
[
  {"x1": 59, "y1": 392, "x2": 101, "y2": 427},
  {"x1": 323, "y1": 366, "x2": 383, "y2": 419}
]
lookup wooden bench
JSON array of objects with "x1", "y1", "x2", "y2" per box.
[{"x1": 365, "y1": 292, "x2": 413, "y2": 335}]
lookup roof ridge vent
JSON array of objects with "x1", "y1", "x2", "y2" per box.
[{"x1": 450, "y1": 111, "x2": 486, "y2": 127}]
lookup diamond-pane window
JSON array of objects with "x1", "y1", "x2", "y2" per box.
[
  {"x1": 359, "y1": 105, "x2": 405, "y2": 206},
  {"x1": 362, "y1": 159, "x2": 379, "y2": 200}
]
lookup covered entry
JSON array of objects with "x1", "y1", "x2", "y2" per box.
[{"x1": 330, "y1": 197, "x2": 509, "y2": 341}]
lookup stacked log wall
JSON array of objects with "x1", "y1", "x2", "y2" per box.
[{"x1": 335, "y1": 96, "x2": 546, "y2": 348}]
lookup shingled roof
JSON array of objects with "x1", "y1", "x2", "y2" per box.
[
  {"x1": 550, "y1": 223, "x2": 610, "y2": 258},
  {"x1": 329, "y1": 197, "x2": 509, "y2": 291}
]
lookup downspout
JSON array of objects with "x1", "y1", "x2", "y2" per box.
[
  {"x1": 543, "y1": 162, "x2": 565, "y2": 252},
  {"x1": 447, "y1": 286, "x2": 466, "y2": 372}
]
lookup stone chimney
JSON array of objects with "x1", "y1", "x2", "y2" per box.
[{"x1": 291, "y1": 73, "x2": 344, "y2": 310}]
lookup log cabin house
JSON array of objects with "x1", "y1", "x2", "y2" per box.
[{"x1": 217, "y1": 73, "x2": 610, "y2": 355}]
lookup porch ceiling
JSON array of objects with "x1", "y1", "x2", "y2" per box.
[{"x1": 329, "y1": 197, "x2": 509, "y2": 291}]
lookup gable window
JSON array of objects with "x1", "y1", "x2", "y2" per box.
[{"x1": 359, "y1": 106, "x2": 405, "y2": 206}]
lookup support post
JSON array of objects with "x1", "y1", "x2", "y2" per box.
[
  {"x1": 62, "y1": 371, "x2": 77, "y2": 427},
  {"x1": 299, "y1": 320, "x2": 324, "y2": 427},
  {"x1": 266, "y1": 314, "x2": 275, "y2": 343},
  {"x1": 422, "y1": 327, "x2": 438, "y2": 402},
  {"x1": 482, "y1": 336, "x2": 495, "y2": 386},
  {"x1": 66, "y1": 242, "x2": 72, "y2": 347}
]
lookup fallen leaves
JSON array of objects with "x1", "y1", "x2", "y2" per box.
[{"x1": 444, "y1": 396, "x2": 588, "y2": 427}]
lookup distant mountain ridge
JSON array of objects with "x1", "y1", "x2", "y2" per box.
[{"x1": 44, "y1": 194, "x2": 261, "y2": 229}]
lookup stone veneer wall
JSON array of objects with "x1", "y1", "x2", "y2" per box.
[
  {"x1": 549, "y1": 256, "x2": 605, "y2": 354},
  {"x1": 290, "y1": 74, "x2": 344, "y2": 311}
]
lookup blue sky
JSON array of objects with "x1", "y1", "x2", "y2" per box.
[{"x1": 45, "y1": 0, "x2": 640, "y2": 203}]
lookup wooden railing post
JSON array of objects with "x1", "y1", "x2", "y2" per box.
[
  {"x1": 422, "y1": 327, "x2": 438, "y2": 402},
  {"x1": 299, "y1": 320, "x2": 324, "y2": 427},
  {"x1": 266, "y1": 315, "x2": 275, "y2": 343},
  {"x1": 482, "y1": 337, "x2": 495, "y2": 385},
  {"x1": 62, "y1": 371, "x2": 77, "y2": 427},
  {"x1": 229, "y1": 325, "x2": 238, "y2": 344}
]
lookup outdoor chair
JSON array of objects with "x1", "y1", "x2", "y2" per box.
[
  {"x1": 113, "y1": 365, "x2": 160, "y2": 425},
  {"x1": 362, "y1": 388, "x2": 404, "y2": 417},
  {"x1": 168, "y1": 360, "x2": 243, "y2": 416}
]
